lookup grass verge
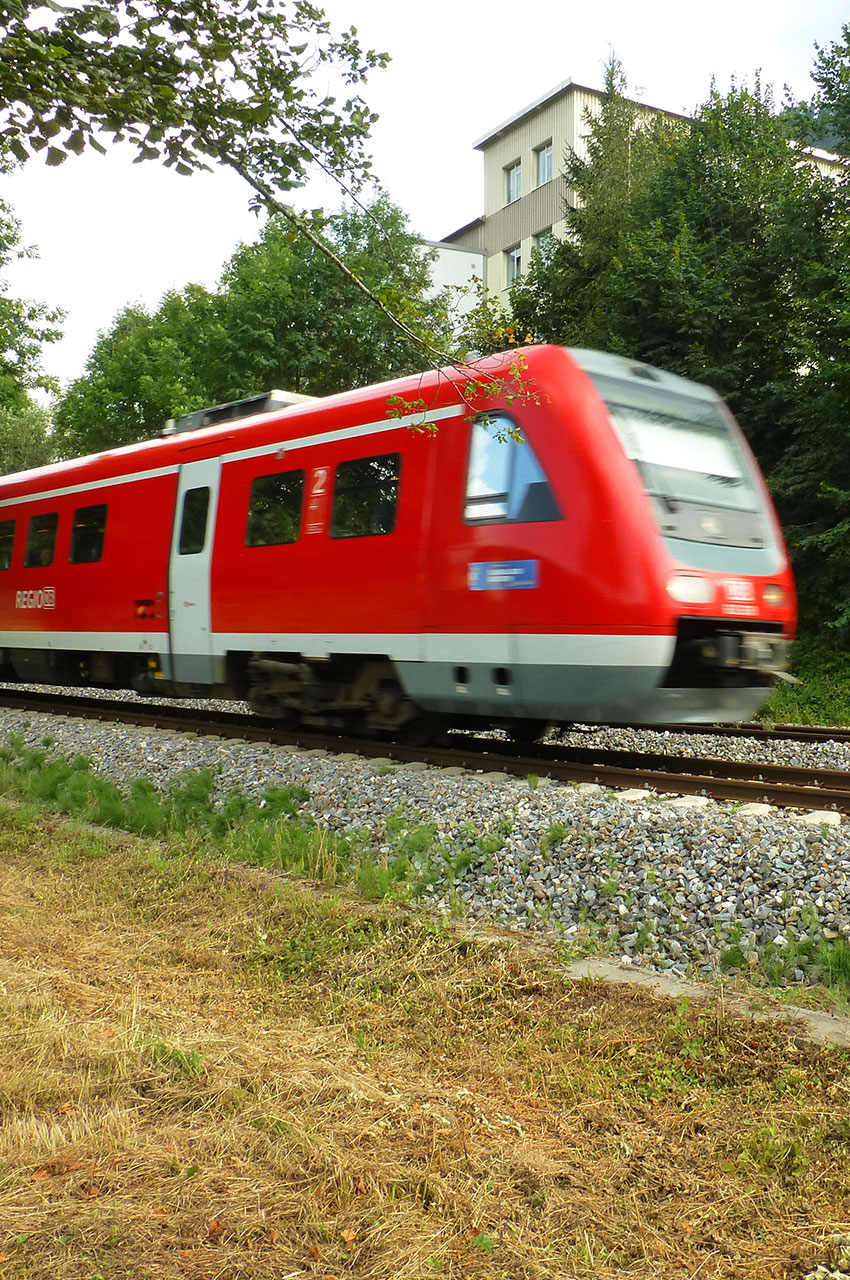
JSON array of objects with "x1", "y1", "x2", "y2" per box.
[
  {"x1": 759, "y1": 632, "x2": 850, "y2": 725},
  {"x1": 0, "y1": 805, "x2": 848, "y2": 1279},
  {"x1": 1, "y1": 731, "x2": 849, "y2": 1013}
]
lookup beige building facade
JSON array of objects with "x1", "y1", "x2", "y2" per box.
[
  {"x1": 442, "y1": 79, "x2": 614, "y2": 295},
  {"x1": 442, "y1": 78, "x2": 846, "y2": 298}
]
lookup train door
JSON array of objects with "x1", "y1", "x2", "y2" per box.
[{"x1": 168, "y1": 457, "x2": 222, "y2": 684}]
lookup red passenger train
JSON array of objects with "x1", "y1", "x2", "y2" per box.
[{"x1": 0, "y1": 345, "x2": 795, "y2": 739}]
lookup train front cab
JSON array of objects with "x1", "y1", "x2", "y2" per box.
[
  {"x1": 399, "y1": 346, "x2": 795, "y2": 729},
  {"x1": 569, "y1": 348, "x2": 795, "y2": 723}
]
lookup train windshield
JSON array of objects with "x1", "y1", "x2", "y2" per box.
[
  {"x1": 603, "y1": 395, "x2": 758, "y2": 509},
  {"x1": 587, "y1": 370, "x2": 768, "y2": 547}
]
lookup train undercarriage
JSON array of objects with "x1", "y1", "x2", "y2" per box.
[{"x1": 0, "y1": 616, "x2": 792, "y2": 744}]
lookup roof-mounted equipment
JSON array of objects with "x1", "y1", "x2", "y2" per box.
[{"x1": 163, "y1": 389, "x2": 316, "y2": 436}]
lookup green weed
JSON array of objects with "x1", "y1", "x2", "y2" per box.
[
  {"x1": 541, "y1": 820, "x2": 567, "y2": 853},
  {"x1": 759, "y1": 632, "x2": 850, "y2": 726},
  {"x1": 732, "y1": 1123, "x2": 811, "y2": 1182},
  {"x1": 150, "y1": 1038, "x2": 207, "y2": 1078}
]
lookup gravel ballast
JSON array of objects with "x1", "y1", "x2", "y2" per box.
[{"x1": 0, "y1": 698, "x2": 848, "y2": 985}]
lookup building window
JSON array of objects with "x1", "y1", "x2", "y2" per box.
[
  {"x1": 505, "y1": 160, "x2": 521, "y2": 204},
  {"x1": 69, "y1": 503, "x2": 107, "y2": 564},
  {"x1": 178, "y1": 487, "x2": 210, "y2": 555},
  {"x1": 331, "y1": 453, "x2": 401, "y2": 539},
  {"x1": 506, "y1": 245, "x2": 522, "y2": 286},
  {"x1": 465, "y1": 414, "x2": 561, "y2": 524},
  {"x1": 25, "y1": 512, "x2": 58, "y2": 567},
  {"x1": 534, "y1": 227, "x2": 555, "y2": 256},
  {"x1": 246, "y1": 470, "x2": 304, "y2": 546},
  {"x1": 0, "y1": 519, "x2": 15, "y2": 570},
  {"x1": 535, "y1": 141, "x2": 553, "y2": 186}
]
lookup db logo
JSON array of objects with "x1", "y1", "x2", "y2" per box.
[
  {"x1": 723, "y1": 578, "x2": 755, "y2": 603},
  {"x1": 15, "y1": 587, "x2": 56, "y2": 610}
]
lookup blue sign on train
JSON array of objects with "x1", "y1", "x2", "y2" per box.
[{"x1": 468, "y1": 559, "x2": 540, "y2": 590}]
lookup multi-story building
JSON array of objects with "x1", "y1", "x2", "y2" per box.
[
  {"x1": 442, "y1": 79, "x2": 612, "y2": 296},
  {"x1": 441, "y1": 77, "x2": 845, "y2": 299}
]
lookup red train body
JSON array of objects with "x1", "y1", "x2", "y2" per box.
[{"x1": 0, "y1": 345, "x2": 796, "y2": 736}]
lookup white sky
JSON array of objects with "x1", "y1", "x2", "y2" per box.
[{"x1": 3, "y1": 0, "x2": 847, "y2": 390}]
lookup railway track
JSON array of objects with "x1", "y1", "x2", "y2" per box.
[
  {"x1": 623, "y1": 719, "x2": 850, "y2": 747},
  {"x1": 0, "y1": 688, "x2": 847, "y2": 816}
]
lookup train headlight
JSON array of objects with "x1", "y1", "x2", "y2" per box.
[
  {"x1": 666, "y1": 573, "x2": 714, "y2": 604},
  {"x1": 762, "y1": 583, "x2": 785, "y2": 608}
]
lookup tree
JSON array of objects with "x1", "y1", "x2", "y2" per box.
[
  {"x1": 810, "y1": 22, "x2": 850, "y2": 153},
  {"x1": 502, "y1": 64, "x2": 850, "y2": 631},
  {"x1": 0, "y1": 399, "x2": 53, "y2": 473},
  {"x1": 507, "y1": 58, "x2": 679, "y2": 354},
  {"x1": 0, "y1": 186, "x2": 63, "y2": 411},
  {"x1": 51, "y1": 296, "x2": 212, "y2": 455},
  {"x1": 53, "y1": 193, "x2": 453, "y2": 456},
  {"x1": 767, "y1": 176, "x2": 850, "y2": 630},
  {"x1": 210, "y1": 193, "x2": 451, "y2": 399}
]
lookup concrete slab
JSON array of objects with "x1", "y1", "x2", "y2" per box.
[
  {"x1": 799, "y1": 809, "x2": 842, "y2": 827},
  {"x1": 564, "y1": 957, "x2": 850, "y2": 1049}
]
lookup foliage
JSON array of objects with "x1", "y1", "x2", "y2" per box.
[
  {"x1": 0, "y1": 186, "x2": 63, "y2": 410},
  {"x1": 759, "y1": 631, "x2": 850, "y2": 727},
  {"x1": 810, "y1": 21, "x2": 850, "y2": 153},
  {"x1": 53, "y1": 193, "x2": 453, "y2": 456},
  {"x1": 508, "y1": 57, "x2": 681, "y2": 358},
  {"x1": 780, "y1": 100, "x2": 845, "y2": 154},
  {"x1": 766, "y1": 173, "x2": 850, "y2": 631},
  {"x1": 52, "y1": 294, "x2": 214, "y2": 454},
  {"x1": 0, "y1": 3, "x2": 456, "y2": 374},
  {"x1": 511, "y1": 70, "x2": 829, "y2": 465},
  {"x1": 0, "y1": 398, "x2": 53, "y2": 474},
  {"x1": 210, "y1": 193, "x2": 450, "y2": 398},
  {"x1": 0, "y1": 1, "x2": 386, "y2": 193}
]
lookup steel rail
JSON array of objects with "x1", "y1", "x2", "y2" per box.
[
  {"x1": 622, "y1": 720, "x2": 850, "y2": 746},
  {"x1": 1, "y1": 688, "x2": 846, "y2": 747}
]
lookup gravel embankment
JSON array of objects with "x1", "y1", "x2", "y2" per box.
[{"x1": 0, "y1": 694, "x2": 848, "y2": 984}]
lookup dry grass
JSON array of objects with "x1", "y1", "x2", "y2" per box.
[{"x1": 0, "y1": 802, "x2": 848, "y2": 1279}]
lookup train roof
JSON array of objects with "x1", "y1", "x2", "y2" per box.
[
  {"x1": 0, "y1": 346, "x2": 568, "y2": 499},
  {"x1": 567, "y1": 348, "x2": 720, "y2": 403},
  {"x1": 0, "y1": 345, "x2": 721, "y2": 502}
]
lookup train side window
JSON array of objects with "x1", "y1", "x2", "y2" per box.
[
  {"x1": 24, "y1": 512, "x2": 58, "y2": 567},
  {"x1": 0, "y1": 519, "x2": 15, "y2": 570},
  {"x1": 331, "y1": 453, "x2": 401, "y2": 539},
  {"x1": 69, "y1": 503, "x2": 107, "y2": 564},
  {"x1": 465, "y1": 415, "x2": 561, "y2": 524},
  {"x1": 178, "y1": 486, "x2": 210, "y2": 555},
  {"x1": 246, "y1": 470, "x2": 304, "y2": 546}
]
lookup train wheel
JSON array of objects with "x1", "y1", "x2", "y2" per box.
[
  {"x1": 508, "y1": 719, "x2": 548, "y2": 747},
  {"x1": 275, "y1": 710, "x2": 301, "y2": 732},
  {"x1": 398, "y1": 713, "x2": 442, "y2": 747}
]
